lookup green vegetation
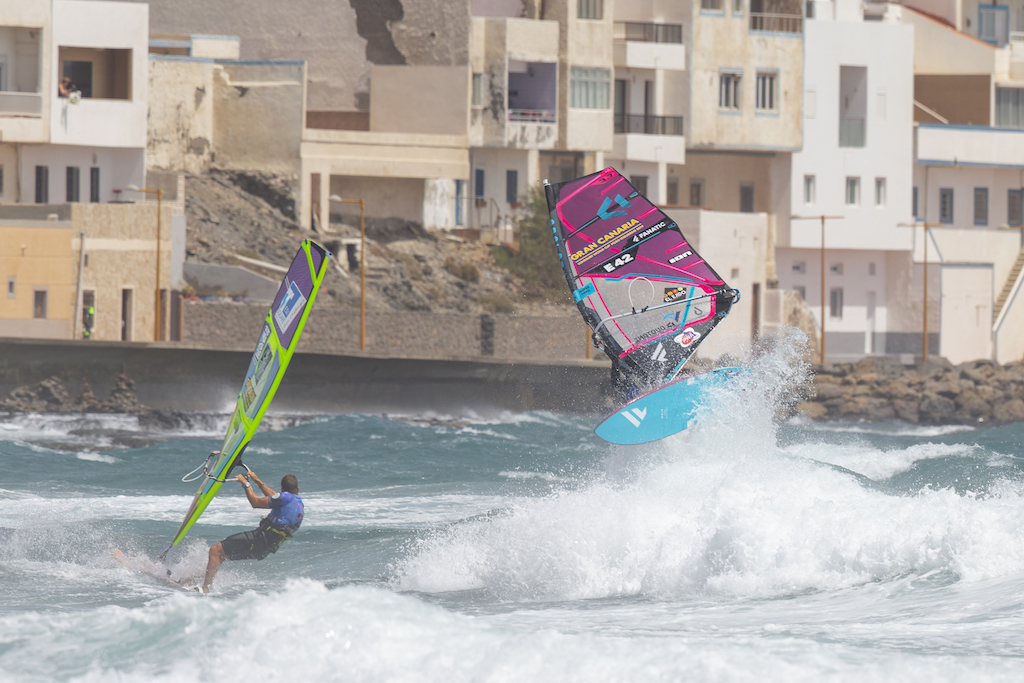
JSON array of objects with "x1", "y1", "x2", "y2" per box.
[
  {"x1": 491, "y1": 185, "x2": 571, "y2": 305},
  {"x1": 443, "y1": 257, "x2": 480, "y2": 282}
]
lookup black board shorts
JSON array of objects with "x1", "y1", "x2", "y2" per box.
[{"x1": 220, "y1": 528, "x2": 283, "y2": 561}]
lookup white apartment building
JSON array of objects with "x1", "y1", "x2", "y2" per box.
[
  {"x1": 0, "y1": 0, "x2": 147, "y2": 206},
  {"x1": 900, "y1": 2, "x2": 1024, "y2": 364},
  {"x1": 776, "y1": 0, "x2": 916, "y2": 363},
  {"x1": 607, "y1": 2, "x2": 688, "y2": 206}
]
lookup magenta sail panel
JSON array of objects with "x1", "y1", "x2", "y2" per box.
[{"x1": 545, "y1": 168, "x2": 737, "y2": 386}]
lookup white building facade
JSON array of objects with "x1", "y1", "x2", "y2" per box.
[
  {"x1": 776, "y1": 1, "x2": 916, "y2": 362},
  {"x1": 0, "y1": 0, "x2": 147, "y2": 206}
]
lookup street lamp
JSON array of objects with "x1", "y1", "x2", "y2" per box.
[
  {"x1": 125, "y1": 184, "x2": 163, "y2": 341},
  {"x1": 899, "y1": 220, "x2": 942, "y2": 363},
  {"x1": 791, "y1": 214, "x2": 843, "y2": 364},
  {"x1": 329, "y1": 194, "x2": 366, "y2": 351}
]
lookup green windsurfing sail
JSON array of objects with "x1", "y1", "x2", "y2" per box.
[{"x1": 161, "y1": 240, "x2": 330, "y2": 561}]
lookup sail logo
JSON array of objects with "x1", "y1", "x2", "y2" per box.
[
  {"x1": 274, "y1": 280, "x2": 307, "y2": 332},
  {"x1": 621, "y1": 407, "x2": 647, "y2": 428},
  {"x1": 632, "y1": 221, "x2": 666, "y2": 243},
  {"x1": 597, "y1": 194, "x2": 633, "y2": 220},
  {"x1": 570, "y1": 219, "x2": 641, "y2": 262},
  {"x1": 674, "y1": 327, "x2": 701, "y2": 348},
  {"x1": 651, "y1": 342, "x2": 668, "y2": 363},
  {"x1": 664, "y1": 286, "x2": 687, "y2": 303},
  {"x1": 669, "y1": 250, "x2": 693, "y2": 264}
]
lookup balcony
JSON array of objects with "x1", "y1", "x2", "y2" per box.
[
  {"x1": 749, "y1": 12, "x2": 803, "y2": 33},
  {"x1": 613, "y1": 22, "x2": 683, "y2": 44},
  {"x1": 508, "y1": 109, "x2": 556, "y2": 123},
  {"x1": 917, "y1": 122, "x2": 1024, "y2": 168},
  {"x1": 613, "y1": 114, "x2": 686, "y2": 163},
  {"x1": 614, "y1": 113, "x2": 684, "y2": 136},
  {"x1": 839, "y1": 118, "x2": 865, "y2": 148},
  {"x1": 0, "y1": 92, "x2": 43, "y2": 116}
]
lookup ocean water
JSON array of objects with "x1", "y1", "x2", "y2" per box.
[{"x1": 3, "y1": 350, "x2": 1024, "y2": 682}]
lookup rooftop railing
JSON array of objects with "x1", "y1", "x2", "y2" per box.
[
  {"x1": 614, "y1": 113, "x2": 684, "y2": 136},
  {"x1": 749, "y1": 12, "x2": 803, "y2": 34},
  {"x1": 613, "y1": 21, "x2": 683, "y2": 44}
]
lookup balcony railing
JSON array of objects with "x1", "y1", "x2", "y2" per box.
[
  {"x1": 749, "y1": 12, "x2": 803, "y2": 33},
  {"x1": 0, "y1": 92, "x2": 43, "y2": 115},
  {"x1": 839, "y1": 118, "x2": 865, "y2": 148},
  {"x1": 508, "y1": 109, "x2": 556, "y2": 123},
  {"x1": 613, "y1": 21, "x2": 683, "y2": 44},
  {"x1": 614, "y1": 113, "x2": 684, "y2": 136}
]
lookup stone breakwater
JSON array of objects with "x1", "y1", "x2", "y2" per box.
[{"x1": 797, "y1": 356, "x2": 1024, "y2": 426}]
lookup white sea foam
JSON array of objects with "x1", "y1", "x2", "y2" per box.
[
  {"x1": 786, "y1": 440, "x2": 979, "y2": 481},
  {"x1": 393, "y1": 339, "x2": 1024, "y2": 601},
  {"x1": 1, "y1": 580, "x2": 1022, "y2": 683}
]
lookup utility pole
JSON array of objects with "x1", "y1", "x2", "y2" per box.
[{"x1": 791, "y1": 214, "x2": 843, "y2": 364}]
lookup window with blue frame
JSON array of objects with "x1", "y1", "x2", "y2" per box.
[
  {"x1": 978, "y1": 5, "x2": 1009, "y2": 46},
  {"x1": 1009, "y1": 189, "x2": 1023, "y2": 226},
  {"x1": 940, "y1": 188, "x2": 954, "y2": 224},
  {"x1": 974, "y1": 187, "x2": 989, "y2": 225}
]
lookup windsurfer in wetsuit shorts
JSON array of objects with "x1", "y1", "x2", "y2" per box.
[{"x1": 200, "y1": 470, "x2": 303, "y2": 593}]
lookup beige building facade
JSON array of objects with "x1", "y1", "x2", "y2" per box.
[{"x1": 1, "y1": 202, "x2": 174, "y2": 342}]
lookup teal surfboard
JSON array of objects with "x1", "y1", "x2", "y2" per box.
[{"x1": 595, "y1": 367, "x2": 746, "y2": 445}]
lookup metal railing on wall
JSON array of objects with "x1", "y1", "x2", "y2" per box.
[
  {"x1": 508, "y1": 109, "x2": 557, "y2": 123},
  {"x1": 614, "y1": 113, "x2": 684, "y2": 136},
  {"x1": 749, "y1": 12, "x2": 803, "y2": 33},
  {"x1": 613, "y1": 21, "x2": 683, "y2": 44}
]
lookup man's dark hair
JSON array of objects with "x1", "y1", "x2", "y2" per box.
[{"x1": 281, "y1": 474, "x2": 299, "y2": 493}]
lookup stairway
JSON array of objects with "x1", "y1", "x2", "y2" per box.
[{"x1": 993, "y1": 248, "x2": 1024, "y2": 324}]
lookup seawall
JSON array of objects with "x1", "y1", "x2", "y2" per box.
[{"x1": 0, "y1": 337, "x2": 613, "y2": 416}]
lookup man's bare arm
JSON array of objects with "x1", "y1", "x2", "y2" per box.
[{"x1": 235, "y1": 473, "x2": 271, "y2": 509}]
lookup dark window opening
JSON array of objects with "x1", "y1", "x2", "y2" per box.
[
  {"x1": 33, "y1": 290, "x2": 47, "y2": 319},
  {"x1": 90, "y1": 167, "x2": 100, "y2": 203},
  {"x1": 66, "y1": 166, "x2": 80, "y2": 202},
  {"x1": 35, "y1": 165, "x2": 48, "y2": 203}
]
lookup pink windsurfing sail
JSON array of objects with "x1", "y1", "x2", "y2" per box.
[{"x1": 544, "y1": 168, "x2": 738, "y2": 387}]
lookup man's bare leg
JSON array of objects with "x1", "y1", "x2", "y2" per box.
[{"x1": 203, "y1": 542, "x2": 227, "y2": 593}]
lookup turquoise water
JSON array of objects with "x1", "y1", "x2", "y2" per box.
[{"x1": 3, "y1": 354, "x2": 1024, "y2": 682}]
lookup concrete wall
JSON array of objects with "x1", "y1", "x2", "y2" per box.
[
  {"x1": 688, "y1": 0, "x2": 803, "y2": 151},
  {"x1": 70, "y1": 202, "x2": 175, "y2": 342},
  {"x1": 0, "y1": 220, "x2": 74, "y2": 339},
  {"x1": 903, "y1": 5, "x2": 999, "y2": 76},
  {"x1": 327, "y1": 176, "x2": 426, "y2": 224},
  {"x1": 940, "y1": 262, "x2": 993, "y2": 364},
  {"x1": 0, "y1": 337, "x2": 612, "y2": 416},
  {"x1": 146, "y1": 58, "x2": 216, "y2": 174},
  {"x1": 147, "y1": 57, "x2": 305, "y2": 182},
  {"x1": 89, "y1": 0, "x2": 471, "y2": 113},
  {"x1": 370, "y1": 65, "x2": 470, "y2": 136},
  {"x1": 181, "y1": 301, "x2": 596, "y2": 363},
  {"x1": 212, "y1": 61, "x2": 305, "y2": 177},
  {"x1": 914, "y1": 75, "x2": 991, "y2": 125}
]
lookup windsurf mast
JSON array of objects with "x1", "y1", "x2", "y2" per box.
[
  {"x1": 544, "y1": 168, "x2": 737, "y2": 387},
  {"x1": 160, "y1": 239, "x2": 330, "y2": 562}
]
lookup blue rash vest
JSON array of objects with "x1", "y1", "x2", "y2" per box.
[{"x1": 266, "y1": 491, "x2": 304, "y2": 536}]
